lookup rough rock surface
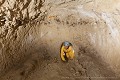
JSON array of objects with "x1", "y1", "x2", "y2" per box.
[{"x1": 0, "y1": 0, "x2": 120, "y2": 80}]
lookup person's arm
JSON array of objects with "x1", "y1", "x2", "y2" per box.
[
  {"x1": 68, "y1": 46, "x2": 75, "y2": 59},
  {"x1": 60, "y1": 46, "x2": 66, "y2": 61},
  {"x1": 67, "y1": 46, "x2": 72, "y2": 52}
]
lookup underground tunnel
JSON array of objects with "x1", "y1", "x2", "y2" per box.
[{"x1": 0, "y1": 0, "x2": 120, "y2": 80}]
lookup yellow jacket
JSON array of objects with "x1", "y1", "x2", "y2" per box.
[{"x1": 60, "y1": 46, "x2": 75, "y2": 61}]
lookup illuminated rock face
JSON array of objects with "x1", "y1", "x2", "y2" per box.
[{"x1": 0, "y1": 0, "x2": 120, "y2": 78}]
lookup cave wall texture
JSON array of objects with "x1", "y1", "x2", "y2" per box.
[{"x1": 0, "y1": 0, "x2": 120, "y2": 76}]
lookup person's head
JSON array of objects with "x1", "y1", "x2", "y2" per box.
[
  {"x1": 64, "y1": 46, "x2": 69, "y2": 49},
  {"x1": 63, "y1": 41, "x2": 70, "y2": 49}
]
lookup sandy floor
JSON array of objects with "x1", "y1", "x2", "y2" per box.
[{"x1": 0, "y1": 46, "x2": 119, "y2": 80}]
